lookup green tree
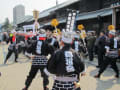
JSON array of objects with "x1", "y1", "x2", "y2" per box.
[
  {"x1": 3, "y1": 18, "x2": 13, "y2": 32},
  {"x1": 8, "y1": 24, "x2": 13, "y2": 30}
]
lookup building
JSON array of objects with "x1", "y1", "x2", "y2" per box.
[
  {"x1": 16, "y1": 15, "x2": 33, "y2": 31},
  {"x1": 13, "y1": 5, "x2": 25, "y2": 25},
  {"x1": 17, "y1": 0, "x2": 120, "y2": 35}
]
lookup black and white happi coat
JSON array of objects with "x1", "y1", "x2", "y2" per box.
[
  {"x1": 47, "y1": 45, "x2": 85, "y2": 90},
  {"x1": 46, "y1": 37, "x2": 60, "y2": 50},
  {"x1": 105, "y1": 37, "x2": 119, "y2": 59},
  {"x1": 72, "y1": 39, "x2": 86, "y2": 54},
  {"x1": 28, "y1": 36, "x2": 54, "y2": 66}
]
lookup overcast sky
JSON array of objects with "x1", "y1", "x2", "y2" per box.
[{"x1": 0, "y1": 0, "x2": 68, "y2": 23}]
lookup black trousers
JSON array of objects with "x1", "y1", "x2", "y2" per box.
[
  {"x1": 4, "y1": 49, "x2": 18, "y2": 64},
  {"x1": 98, "y1": 57, "x2": 119, "y2": 77},
  {"x1": 25, "y1": 65, "x2": 49, "y2": 89},
  {"x1": 88, "y1": 48, "x2": 94, "y2": 61},
  {"x1": 97, "y1": 51, "x2": 104, "y2": 67}
]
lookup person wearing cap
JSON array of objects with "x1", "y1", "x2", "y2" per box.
[
  {"x1": 47, "y1": 32, "x2": 85, "y2": 90},
  {"x1": 22, "y1": 29, "x2": 54, "y2": 90},
  {"x1": 94, "y1": 29, "x2": 119, "y2": 78}
]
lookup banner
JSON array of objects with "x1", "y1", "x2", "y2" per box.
[{"x1": 65, "y1": 10, "x2": 78, "y2": 32}]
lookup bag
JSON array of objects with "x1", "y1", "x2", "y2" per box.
[{"x1": 105, "y1": 50, "x2": 119, "y2": 59}]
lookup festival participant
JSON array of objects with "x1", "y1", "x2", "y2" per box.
[
  {"x1": 72, "y1": 32, "x2": 86, "y2": 55},
  {"x1": 4, "y1": 30, "x2": 18, "y2": 64},
  {"x1": 94, "y1": 28, "x2": 119, "y2": 78},
  {"x1": 22, "y1": 29, "x2": 54, "y2": 90},
  {"x1": 47, "y1": 31, "x2": 85, "y2": 90}
]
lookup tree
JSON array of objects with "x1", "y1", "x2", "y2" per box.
[
  {"x1": 4, "y1": 18, "x2": 10, "y2": 32},
  {"x1": 3, "y1": 18, "x2": 13, "y2": 32},
  {"x1": 8, "y1": 24, "x2": 13, "y2": 30}
]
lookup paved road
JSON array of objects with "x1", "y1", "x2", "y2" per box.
[{"x1": 0, "y1": 44, "x2": 120, "y2": 90}]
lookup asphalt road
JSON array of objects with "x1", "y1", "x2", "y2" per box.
[{"x1": 0, "y1": 44, "x2": 120, "y2": 90}]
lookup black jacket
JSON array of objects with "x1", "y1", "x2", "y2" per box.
[
  {"x1": 47, "y1": 45, "x2": 85, "y2": 76},
  {"x1": 26, "y1": 36, "x2": 54, "y2": 56},
  {"x1": 46, "y1": 37, "x2": 60, "y2": 50},
  {"x1": 105, "y1": 37, "x2": 118, "y2": 50},
  {"x1": 72, "y1": 39, "x2": 86, "y2": 53},
  {"x1": 97, "y1": 36, "x2": 106, "y2": 53}
]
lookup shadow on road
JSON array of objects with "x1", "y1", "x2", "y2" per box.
[
  {"x1": 0, "y1": 62, "x2": 15, "y2": 67},
  {"x1": 96, "y1": 78, "x2": 120, "y2": 90},
  {"x1": 90, "y1": 68, "x2": 120, "y2": 90},
  {"x1": 0, "y1": 60, "x2": 31, "y2": 67}
]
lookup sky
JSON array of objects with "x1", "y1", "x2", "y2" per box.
[{"x1": 0, "y1": 0, "x2": 68, "y2": 23}]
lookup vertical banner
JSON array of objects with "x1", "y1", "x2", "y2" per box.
[{"x1": 65, "y1": 10, "x2": 78, "y2": 32}]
